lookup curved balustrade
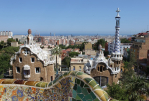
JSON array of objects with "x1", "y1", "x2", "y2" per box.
[{"x1": 0, "y1": 71, "x2": 117, "y2": 101}]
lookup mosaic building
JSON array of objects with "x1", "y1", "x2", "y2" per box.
[
  {"x1": 10, "y1": 29, "x2": 55, "y2": 82},
  {"x1": 0, "y1": 71, "x2": 116, "y2": 101},
  {"x1": 84, "y1": 8, "x2": 123, "y2": 87}
]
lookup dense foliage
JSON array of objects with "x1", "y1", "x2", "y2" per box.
[
  {"x1": 62, "y1": 56, "x2": 71, "y2": 68},
  {"x1": 7, "y1": 38, "x2": 16, "y2": 46},
  {"x1": 120, "y1": 38, "x2": 131, "y2": 43},
  {"x1": 0, "y1": 53, "x2": 11, "y2": 78},
  {"x1": 59, "y1": 42, "x2": 87, "y2": 51},
  {"x1": 69, "y1": 52, "x2": 79, "y2": 57},
  {"x1": 0, "y1": 38, "x2": 20, "y2": 78},
  {"x1": 93, "y1": 39, "x2": 106, "y2": 50},
  {"x1": 106, "y1": 52, "x2": 149, "y2": 100}
]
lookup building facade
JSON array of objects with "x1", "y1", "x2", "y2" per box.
[
  {"x1": 131, "y1": 31, "x2": 149, "y2": 69},
  {"x1": 10, "y1": 29, "x2": 55, "y2": 82},
  {"x1": 84, "y1": 8, "x2": 123, "y2": 87},
  {"x1": 70, "y1": 58, "x2": 88, "y2": 72}
]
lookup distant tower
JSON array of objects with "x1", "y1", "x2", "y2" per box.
[
  {"x1": 26, "y1": 29, "x2": 34, "y2": 45},
  {"x1": 111, "y1": 8, "x2": 123, "y2": 66}
]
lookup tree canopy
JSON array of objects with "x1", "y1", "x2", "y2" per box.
[
  {"x1": 59, "y1": 42, "x2": 87, "y2": 51},
  {"x1": 7, "y1": 38, "x2": 16, "y2": 46},
  {"x1": 120, "y1": 38, "x2": 131, "y2": 43},
  {"x1": 106, "y1": 52, "x2": 149, "y2": 101},
  {"x1": 93, "y1": 39, "x2": 106, "y2": 50},
  {"x1": 0, "y1": 53, "x2": 11, "y2": 78},
  {"x1": 0, "y1": 46, "x2": 19, "y2": 78},
  {"x1": 62, "y1": 56, "x2": 71, "y2": 68},
  {"x1": 69, "y1": 52, "x2": 79, "y2": 57}
]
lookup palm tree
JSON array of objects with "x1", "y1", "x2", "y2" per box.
[{"x1": 52, "y1": 46, "x2": 61, "y2": 77}]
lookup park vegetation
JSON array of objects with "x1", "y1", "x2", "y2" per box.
[
  {"x1": 120, "y1": 38, "x2": 131, "y2": 43},
  {"x1": 106, "y1": 52, "x2": 149, "y2": 100},
  {"x1": 59, "y1": 42, "x2": 87, "y2": 51},
  {"x1": 0, "y1": 38, "x2": 20, "y2": 78}
]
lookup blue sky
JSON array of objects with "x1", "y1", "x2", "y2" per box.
[{"x1": 0, "y1": 0, "x2": 149, "y2": 35}]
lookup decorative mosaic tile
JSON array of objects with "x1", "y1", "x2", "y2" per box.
[{"x1": 0, "y1": 71, "x2": 113, "y2": 101}]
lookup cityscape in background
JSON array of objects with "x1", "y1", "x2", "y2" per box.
[{"x1": 0, "y1": 0, "x2": 149, "y2": 100}]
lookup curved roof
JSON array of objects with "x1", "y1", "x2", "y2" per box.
[{"x1": 11, "y1": 44, "x2": 55, "y2": 66}]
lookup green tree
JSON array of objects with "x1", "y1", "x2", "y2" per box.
[
  {"x1": 59, "y1": 44, "x2": 66, "y2": 49},
  {"x1": 93, "y1": 39, "x2": 106, "y2": 50},
  {"x1": 0, "y1": 53, "x2": 11, "y2": 78},
  {"x1": 2, "y1": 46, "x2": 19, "y2": 56},
  {"x1": 62, "y1": 56, "x2": 71, "y2": 68},
  {"x1": 52, "y1": 46, "x2": 61, "y2": 76},
  {"x1": 7, "y1": 38, "x2": 16, "y2": 46},
  {"x1": 106, "y1": 83, "x2": 128, "y2": 100},
  {"x1": 69, "y1": 52, "x2": 79, "y2": 57},
  {"x1": 79, "y1": 42, "x2": 87, "y2": 51},
  {"x1": 125, "y1": 75, "x2": 149, "y2": 101},
  {"x1": 120, "y1": 38, "x2": 131, "y2": 43},
  {"x1": 0, "y1": 41, "x2": 6, "y2": 49}
]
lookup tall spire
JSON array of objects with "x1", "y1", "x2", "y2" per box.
[
  {"x1": 114, "y1": 8, "x2": 121, "y2": 54},
  {"x1": 111, "y1": 8, "x2": 122, "y2": 61}
]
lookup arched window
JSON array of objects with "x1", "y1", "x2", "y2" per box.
[
  {"x1": 100, "y1": 66, "x2": 103, "y2": 72},
  {"x1": 98, "y1": 67, "x2": 100, "y2": 71}
]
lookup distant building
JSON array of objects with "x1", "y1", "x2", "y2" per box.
[
  {"x1": 11, "y1": 42, "x2": 18, "y2": 47},
  {"x1": 84, "y1": 42, "x2": 92, "y2": 50},
  {"x1": 108, "y1": 41, "x2": 132, "y2": 55},
  {"x1": 70, "y1": 58, "x2": 87, "y2": 72},
  {"x1": 0, "y1": 31, "x2": 13, "y2": 38},
  {"x1": 33, "y1": 35, "x2": 45, "y2": 45},
  {"x1": 75, "y1": 41, "x2": 82, "y2": 46},
  {"x1": 0, "y1": 31, "x2": 13, "y2": 42},
  {"x1": 10, "y1": 29, "x2": 55, "y2": 82},
  {"x1": 85, "y1": 50, "x2": 96, "y2": 56},
  {"x1": 131, "y1": 31, "x2": 149, "y2": 70}
]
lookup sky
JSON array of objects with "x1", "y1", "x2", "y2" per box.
[{"x1": 0, "y1": 0, "x2": 149, "y2": 35}]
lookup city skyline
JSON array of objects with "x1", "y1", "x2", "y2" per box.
[{"x1": 0, "y1": 0, "x2": 149, "y2": 35}]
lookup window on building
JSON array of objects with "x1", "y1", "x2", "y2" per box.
[
  {"x1": 24, "y1": 70, "x2": 30, "y2": 75},
  {"x1": 79, "y1": 66, "x2": 82, "y2": 71},
  {"x1": 51, "y1": 76, "x2": 53, "y2": 81},
  {"x1": 98, "y1": 67, "x2": 100, "y2": 71},
  {"x1": 35, "y1": 67, "x2": 40, "y2": 73},
  {"x1": 40, "y1": 77, "x2": 44, "y2": 81},
  {"x1": 94, "y1": 76, "x2": 108, "y2": 87},
  {"x1": 31, "y1": 57, "x2": 35, "y2": 63},
  {"x1": 100, "y1": 66, "x2": 103, "y2": 72},
  {"x1": 115, "y1": 74, "x2": 117, "y2": 78},
  {"x1": 16, "y1": 67, "x2": 20, "y2": 73},
  {"x1": 73, "y1": 66, "x2": 75, "y2": 71},
  {"x1": 19, "y1": 57, "x2": 22, "y2": 63}
]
